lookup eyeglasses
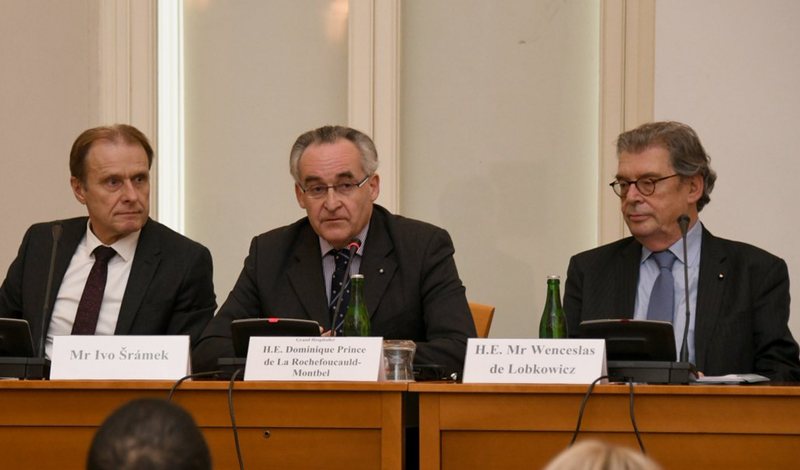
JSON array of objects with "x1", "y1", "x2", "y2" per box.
[
  {"x1": 609, "y1": 174, "x2": 679, "y2": 197},
  {"x1": 300, "y1": 174, "x2": 371, "y2": 199}
]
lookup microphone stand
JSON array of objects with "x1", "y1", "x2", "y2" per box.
[
  {"x1": 604, "y1": 216, "x2": 697, "y2": 384},
  {"x1": 0, "y1": 222, "x2": 60, "y2": 379},
  {"x1": 678, "y1": 215, "x2": 691, "y2": 363},
  {"x1": 38, "y1": 223, "x2": 62, "y2": 359}
]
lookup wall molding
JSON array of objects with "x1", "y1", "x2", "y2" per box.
[
  {"x1": 98, "y1": 0, "x2": 157, "y2": 135},
  {"x1": 599, "y1": 0, "x2": 655, "y2": 244},
  {"x1": 98, "y1": 0, "x2": 159, "y2": 212},
  {"x1": 156, "y1": 0, "x2": 184, "y2": 232},
  {"x1": 348, "y1": 0, "x2": 400, "y2": 213}
]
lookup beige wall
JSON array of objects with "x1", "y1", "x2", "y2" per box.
[
  {"x1": 0, "y1": 0, "x2": 101, "y2": 272},
  {"x1": 654, "y1": 0, "x2": 800, "y2": 337},
  {"x1": 182, "y1": 0, "x2": 349, "y2": 302},
  {"x1": 399, "y1": 1, "x2": 599, "y2": 338}
]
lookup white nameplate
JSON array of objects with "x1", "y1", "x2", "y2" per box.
[
  {"x1": 462, "y1": 338, "x2": 606, "y2": 384},
  {"x1": 50, "y1": 336, "x2": 190, "y2": 380},
  {"x1": 244, "y1": 336, "x2": 384, "y2": 382}
]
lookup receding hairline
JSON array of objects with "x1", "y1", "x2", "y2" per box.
[
  {"x1": 289, "y1": 125, "x2": 378, "y2": 184},
  {"x1": 70, "y1": 124, "x2": 154, "y2": 183},
  {"x1": 296, "y1": 139, "x2": 367, "y2": 182}
]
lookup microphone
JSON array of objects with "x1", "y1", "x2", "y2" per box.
[
  {"x1": 330, "y1": 238, "x2": 362, "y2": 335},
  {"x1": 677, "y1": 214, "x2": 691, "y2": 363},
  {"x1": 38, "y1": 222, "x2": 63, "y2": 358},
  {"x1": 593, "y1": 216, "x2": 696, "y2": 384}
]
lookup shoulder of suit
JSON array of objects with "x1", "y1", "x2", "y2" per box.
[
  {"x1": 571, "y1": 236, "x2": 638, "y2": 260},
  {"x1": 142, "y1": 219, "x2": 210, "y2": 254},
  {"x1": 374, "y1": 204, "x2": 449, "y2": 237},
  {"x1": 26, "y1": 216, "x2": 87, "y2": 238},
  {"x1": 252, "y1": 216, "x2": 311, "y2": 243},
  {"x1": 703, "y1": 229, "x2": 784, "y2": 264}
]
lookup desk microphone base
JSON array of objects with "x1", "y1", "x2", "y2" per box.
[
  {"x1": 214, "y1": 357, "x2": 246, "y2": 380},
  {"x1": 607, "y1": 360, "x2": 695, "y2": 384},
  {"x1": 0, "y1": 357, "x2": 50, "y2": 380}
]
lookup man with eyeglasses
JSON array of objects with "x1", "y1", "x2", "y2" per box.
[
  {"x1": 564, "y1": 121, "x2": 800, "y2": 381},
  {"x1": 192, "y1": 125, "x2": 476, "y2": 375}
]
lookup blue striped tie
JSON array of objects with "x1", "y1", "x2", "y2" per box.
[{"x1": 647, "y1": 250, "x2": 677, "y2": 323}]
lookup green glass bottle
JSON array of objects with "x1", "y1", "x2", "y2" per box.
[
  {"x1": 539, "y1": 275, "x2": 568, "y2": 338},
  {"x1": 343, "y1": 274, "x2": 371, "y2": 336}
]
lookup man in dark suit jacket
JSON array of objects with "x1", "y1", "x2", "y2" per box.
[
  {"x1": 192, "y1": 126, "x2": 475, "y2": 374},
  {"x1": 565, "y1": 121, "x2": 800, "y2": 381},
  {"x1": 0, "y1": 125, "x2": 215, "y2": 358}
]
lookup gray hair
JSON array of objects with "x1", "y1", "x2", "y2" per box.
[
  {"x1": 617, "y1": 121, "x2": 717, "y2": 211},
  {"x1": 289, "y1": 125, "x2": 378, "y2": 183}
]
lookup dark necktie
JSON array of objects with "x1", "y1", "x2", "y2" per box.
[
  {"x1": 329, "y1": 248, "x2": 352, "y2": 335},
  {"x1": 72, "y1": 246, "x2": 117, "y2": 335},
  {"x1": 647, "y1": 250, "x2": 677, "y2": 323}
]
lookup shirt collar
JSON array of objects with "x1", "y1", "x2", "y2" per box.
[
  {"x1": 84, "y1": 220, "x2": 141, "y2": 262},
  {"x1": 319, "y1": 223, "x2": 370, "y2": 257},
  {"x1": 640, "y1": 220, "x2": 703, "y2": 266}
]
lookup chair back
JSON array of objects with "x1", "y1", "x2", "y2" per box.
[{"x1": 468, "y1": 302, "x2": 495, "y2": 338}]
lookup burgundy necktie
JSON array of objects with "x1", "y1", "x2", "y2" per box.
[{"x1": 72, "y1": 246, "x2": 117, "y2": 335}]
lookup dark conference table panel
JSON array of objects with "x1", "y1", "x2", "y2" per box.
[
  {"x1": 410, "y1": 382, "x2": 800, "y2": 470},
  {"x1": 0, "y1": 380, "x2": 407, "y2": 469}
]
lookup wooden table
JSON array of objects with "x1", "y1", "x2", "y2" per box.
[
  {"x1": 411, "y1": 382, "x2": 800, "y2": 470},
  {"x1": 0, "y1": 380, "x2": 407, "y2": 469}
]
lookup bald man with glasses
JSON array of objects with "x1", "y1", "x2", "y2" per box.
[
  {"x1": 564, "y1": 121, "x2": 800, "y2": 381},
  {"x1": 192, "y1": 125, "x2": 476, "y2": 375}
]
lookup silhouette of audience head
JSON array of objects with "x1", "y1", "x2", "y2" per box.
[
  {"x1": 87, "y1": 398, "x2": 211, "y2": 470},
  {"x1": 544, "y1": 440, "x2": 661, "y2": 470}
]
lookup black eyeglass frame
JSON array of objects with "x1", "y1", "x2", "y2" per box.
[
  {"x1": 299, "y1": 174, "x2": 372, "y2": 199},
  {"x1": 609, "y1": 174, "x2": 680, "y2": 197}
]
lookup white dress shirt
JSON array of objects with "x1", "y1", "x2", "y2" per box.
[{"x1": 45, "y1": 221, "x2": 140, "y2": 358}]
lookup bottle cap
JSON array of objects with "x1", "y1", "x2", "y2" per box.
[
  {"x1": 547, "y1": 274, "x2": 560, "y2": 280},
  {"x1": 351, "y1": 274, "x2": 365, "y2": 279}
]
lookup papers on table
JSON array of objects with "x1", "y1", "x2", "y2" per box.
[{"x1": 692, "y1": 373, "x2": 769, "y2": 384}]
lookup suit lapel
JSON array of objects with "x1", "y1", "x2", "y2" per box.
[
  {"x1": 359, "y1": 209, "x2": 396, "y2": 319},
  {"x1": 286, "y1": 225, "x2": 330, "y2": 328},
  {"x1": 617, "y1": 239, "x2": 641, "y2": 317},
  {"x1": 694, "y1": 228, "x2": 727, "y2": 370},
  {"x1": 36, "y1": 218, "x2": 86, "y2": 341},
  {"x1": 115, "y1": 220, "x2": 160, "y2": 334},
  {"x1": 51, "y1": 219, "x2": 87, "y2": 302}
]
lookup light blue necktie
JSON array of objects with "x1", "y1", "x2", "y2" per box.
[{"x1": 647, "y1": 250, "x2": 677, "y2": 323}]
